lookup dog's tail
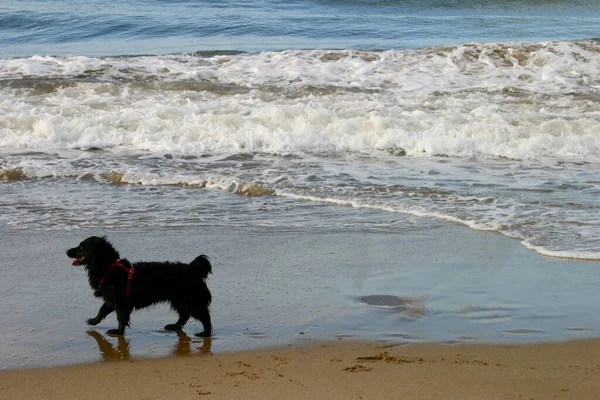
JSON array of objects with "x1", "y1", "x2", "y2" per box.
[{"x1": 190, "y1": 255, "x2": 212, "y2": 280}]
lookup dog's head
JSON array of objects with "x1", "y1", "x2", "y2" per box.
[{"x1": 66, "y1": 236, "x2": 120, "y2": 268}]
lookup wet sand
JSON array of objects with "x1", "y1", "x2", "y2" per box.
[
  {"x1": 1, "y1": 223, "x2": 600, "y2": 369},
  {"x1": 2, "y1": 339, "x2": 600, "y2": 399},
  {"x1": 1, "y1": 221, "x2": 600, "y2": 397}
]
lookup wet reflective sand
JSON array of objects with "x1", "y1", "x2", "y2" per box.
[{"x1": 1, "y1": 224, "x2": 599, "y2": 370}]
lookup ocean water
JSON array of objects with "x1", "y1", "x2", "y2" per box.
[
  {"x1": 1, "y1": 0, "x2": 600, "y2": 369},
  {"x1": 2, "y1": 0, "x2": 600, "y2": 259}
]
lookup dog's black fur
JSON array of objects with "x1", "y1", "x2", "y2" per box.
[{"x1": 66, "y1": 236, "x2": 212, "y2": 336}]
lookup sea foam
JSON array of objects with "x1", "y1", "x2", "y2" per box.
[{"x1": 2, "y1": 41, "x2": 600, "y2": 159}]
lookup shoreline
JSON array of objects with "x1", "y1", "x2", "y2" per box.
[
  {"x1": 3, "y1": 338, "x2": 600, "y2": 399},
  {"x1": 2, "y1": 225, "x2": 600, "y2": 369}
]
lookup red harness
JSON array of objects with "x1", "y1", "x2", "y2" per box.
[{"x1": 99, "y1": 260, "x2": 135, "y2": 298}]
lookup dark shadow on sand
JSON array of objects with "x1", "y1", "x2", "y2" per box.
[{"x1": 359, "y1": 295, "x2": 426, "y2": 319}]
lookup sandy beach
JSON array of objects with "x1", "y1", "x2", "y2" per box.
[
  {"x1": 2, "y1": 339, "x2": 600, "y2": 400},
  {"x1": 3, "y1": 0, "x2": 600, "y2": 398},
  {"x1": 1, "y1": 206, "x2": 599, "y2": 399},
  {"x1": 1, "y1": 224, "x2": 600, "y2": 369},
  {"x1": 3, "y1": 206, "x2": 598, "y2": 400},
  {"x1": 1, "y1": 225, "x2": 599, "y2": 400}
]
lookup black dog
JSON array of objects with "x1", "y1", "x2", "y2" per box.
[{"x1": 66, "y1": 236, "x2": 212, "y2": 336}]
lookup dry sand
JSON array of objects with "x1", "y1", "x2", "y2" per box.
[{"x1": 2, "y1": 339, "x2": 600, "y2": 400}]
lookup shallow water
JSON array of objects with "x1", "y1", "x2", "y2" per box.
[
  {"x1": 2, "y1": 225, "x2": 600, "y2": 370},
  {"x1": 2, "y1": 40, "x2": 600, "y2": 259}
]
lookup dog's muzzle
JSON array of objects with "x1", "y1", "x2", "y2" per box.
[{"x1": 71, "y1": 257, "x2": 86, "y2": 266}]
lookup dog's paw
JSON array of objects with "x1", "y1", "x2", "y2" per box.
[
  {"x1": 195, "y1": 331, "x2": 211, "y2": 337},
  {"x1": 86, "y1": 318, "x2": 100, "y2": 326},
  {"x1": 164, "y1": 324, "x2": 182, "y2": 331},
  {"x1": 106, "y1": 329, "x2": 124, "y2": 336}
]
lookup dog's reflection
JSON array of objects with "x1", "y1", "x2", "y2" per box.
[
  {"x1": 88, "y1": 330, "x2": 212, "y2": 361},
  {"x1": 170, "y1": 330, "x2": 212, "y2": 356}
]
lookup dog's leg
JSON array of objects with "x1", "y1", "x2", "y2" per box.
[
  {"x1": 165, "y1": 309, "x2": 190, "y2": 331},
  {"x1": 107, "y1": 307, "x2": 131, "y2": 336},
  {"x1": 165, "y1": 303, "x2": 190, "y2": 331},
  {"x1": 193, "y1": 306, "x2": 212, "y2": 337},
  {"x1": 87, "y1": 302, "x2": 114, "y2": 326}
]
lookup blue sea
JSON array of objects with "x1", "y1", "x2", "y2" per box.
[
  {"x1": 1, "y1": 0, "x2": 600, "y2": 369},
  {"x1": 2, "y1": 0, "x2": 600, "y2": 57}
]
